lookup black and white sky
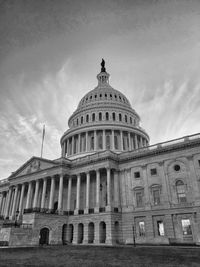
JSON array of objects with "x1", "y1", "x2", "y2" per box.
[{"x1": 0, "y1": 0, "x2": 200, "y2": 178}]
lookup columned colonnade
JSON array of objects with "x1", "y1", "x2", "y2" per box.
[
  {"x1": 62, "y1": 129, "x2": 148, "y2": 157},
  {"x1": 0, "y1": 168, "x2": 119, "y2": 220}
]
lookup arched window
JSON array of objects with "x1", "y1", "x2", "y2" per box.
[
  {"x1": 176, "y1": 180, "x2": 186, "y2": 203},
  {"x1": 119, "y1": 113, "x2": 122, "y2": 121},
  {"x1": 92, "y1": 113, "x2": 95, "y2": 121},
  {"x1": 106, "y1": 112, "x2": 109, "y2": 121},
  {"x1": 125, "y1": 115, "x2": 127, "y2": 123},
  {"x1": 112, "y1": 112, "x2": 115, "y2": 121},
  {"x1": 99, "y1": 112, "x2": 102, "y2": 121},
  {"x1": 86, "y1": 114, "x2": 89, "y2": 122},
  {"x1": 77, "y1": 118, "x2": 79, "y2": 125}
]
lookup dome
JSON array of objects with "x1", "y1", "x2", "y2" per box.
[{"x1": 60, "y1": 60, "x2": 149, "y2": 159}]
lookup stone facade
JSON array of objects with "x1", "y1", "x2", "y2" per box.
[{"x1": 0, "y1": 64, "x2": 200, "y2": 246}]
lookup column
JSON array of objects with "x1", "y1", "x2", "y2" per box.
[
  {"x1": 187, "y1": 156, "x2": 200, "y2": 204},
  {"x1": 142, "y1": 165, "x2": 151, "y2": 209},
  {"x1": 86, "y1": 132, "x2": 88, "y2": 151},
  {"x1": 67, "y1": 139, "x2": 70, "y2": 156},
  {"x1": 95, "y1": 169, "x2": 100, "y2": 211},
  {"x1": 112, "y1": 130, "x2": 115, "y2": 150},
  {"x1": 106, "y1": 168, "x2": 111, "y2": 209},
  {"x1": 49, "y1": 176, "x2": 55, "y2": 210},
  {"x1": 134, "y1": 134, "x2": 138, "y2": 149},
  {"x1": 0, "y1": 193, "x2": 6, "y2": 216},
  {"x1": 103, "y1": 130, "x2": 106, "y2": 150},
  {"x1": 85, "y1": 172, "x2": 90, "y2": 213},
  {"x1": 41, "y1": 178, "x2": 47, "y2": 210},
  {"x1": 4, "y1": 187, "x2": 12, "y2": 218},
  {"x1": 67, "y1": 177, "x2": 72, "y2": 211},
  {"x1": 58, "y1": 175, "x2": 64, "y2": 212},
  {"x1": 25, "y1": 182, "x2": 32, "y2": 209},
  {"x1": 140, "y1": 136, "x2": 143, "y2": 148},
  {"x1": 0, "y1": 193, "x2": 3, "y2": 215},
  {"x1": 33, "y1": 180, "x2": 39, "y2": 209},
  {"x1": 78, "y1": 134, "x2": 81, "y2": 153},
  {"x1": 11, "y1": 185, "x2": 19, "y2": 219},
  {"x1": 63, "y1": 141, "x2": 66, "y2": 157},
  {"x1": 120, "y1": 131, "x2": 123, "y2": 150},
  {"x1": 75, "y1": 174, "x2": 81, "y2": 213},
  {"x1": 128, "y1": 132, "x2": 131, "y2": 150},
  {"x1": 18, "y1": 183, "x2": 25, "y2": 218},
  {"x1": 94, "y1": 130, "x2": 97, "y2": 150},
  {"x1": 114, "y1": 171, "x2": 120, "y2": 208}
]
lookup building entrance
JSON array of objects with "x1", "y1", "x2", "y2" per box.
[{"x1": 39, "y1": 227, "x2": 49, "y2": 245}]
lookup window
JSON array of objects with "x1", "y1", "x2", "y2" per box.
[
  {"x1": 150, "y1": 168, "x2": 157, "y2": 176},
  {"x1": 181, "y1": 219, "x2": 192, "y2": 235},
  {"x1": 98, "y1": 133, "x2": 103, "y2": 149},
  {"x1": 112, "y1": 113, "x2": 115, "y2": 121},
  {"x1": 76, "y1": 118, "x2": 79, "y2": 125},
  {"x1": 198, "y1": 160, "x2": 200, "y2": 167},
  {"x1": 81, "y1": 116, "x2": 83, "y2": 124},
  {"x1": 106, "y1": 134, "x2": 110, "y2": 149},
  {"x1": 114, "y1": 135, "x2": 118, "y2": 150},
  {"x1": 105, "y1": 93, "x2": 107, "y2": 99},
  {"x1": 130, "y1": 117, "x2": 132, "y2": 124},
  {"x1": 90, "y1": 95, "x2": 92, "y2": 99},
  {"x1": 90, "y1": 135, "x2": 94, "y2": 150},
  {"x1": 92, "y1": 113, "x2": 95, "y2": 121},
  {"x1": 125, "y1": 115, "x2": 127, "y2": 123},
  {"x1": 136, "y1": 191, "x2": 143, "y2": 207},
  {"x1": 174, "y1": 164, "x2": 180, "y2": 171},
  {"x1": 106, "y1": 112, "x2": 109, "y2": 121},
  {"x1": 99, "y1": 112, "x2": 102, "y2": 121},
  {"x1": 157, "y1": 221, "x2": 165, "y2": 236},
  {"x1": 119, "y1": 113, "x2": 122, "y2": 121},
  {"x1": 110, "y1": 94, "x2": 112, "y2": 98},
  {"x1": 176, "y1": 180, "x2": 186, "y2": 203},
  {"x1": 139, "y1": 221, "x2": 145, "y2": 237},
  {"x1": 153, "y1": 189, "x2": 160, "y2": 205},
  {"x1": 86, "y1": 114, "x2": 89, "y2": 122},
  {"x1": 134, "y1": 172, "x2": 140, "y2": 179}
]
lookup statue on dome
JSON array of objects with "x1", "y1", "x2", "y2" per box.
[{"x1": 101, "y1": 58, "x2": 106, "y2": 72}]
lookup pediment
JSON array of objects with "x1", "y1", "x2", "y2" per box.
[{"x1": 9, "y1": 157, "x2": 59, "y2": 178}]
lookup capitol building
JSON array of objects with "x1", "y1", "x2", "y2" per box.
[{"x1": 0, "y1": 61, "x2": 200, "y2": 246}]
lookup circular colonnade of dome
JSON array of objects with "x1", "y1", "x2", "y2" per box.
[{"x1": 61, "y1": 62, "x2": 149, "y2": 159}]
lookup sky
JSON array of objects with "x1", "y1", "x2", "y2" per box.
[{"x1": 0, "y1": 0, "x2": 200, "y2": 179}]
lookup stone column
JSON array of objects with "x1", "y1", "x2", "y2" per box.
[
  {"x1": 18, "y1": 183, "x2": 25, "y2": 218},
  {"x1": 58, "y1": 175, "x2": 64, "y2": 213},
  {"x1": 135, "y1": 134, "x2": 138, "y2": 149},
  {"x1": 33, "y1": 180, "x2": 39, "y2": 209},
  {"x1": 128, "y1": 132, "x2": 131, "y2": 150},
  {"x1": 41, "y1": 178, "x2": 47, "y2": 210},
  {"x1": 49, "y1": 176, "x2": 55, "y2": 210},
  {"x1": 112, "y1": 130, "x2": 115, "y2": 150},
  {"x1": 67, "y1": 177, "x2": 72, "y2": 211},
  {"x1": 0, "y1": 193, "x2": 6, "y2": 216},
  {"x1": 120, "y1": 131, "x2": 123, "y2": 150},
  {"x1": 86, "y1": 132, "x2": 88, "y2": 151},
  {"x1": 85, "y1": 172, "x2": 90, "y2": 213},
  {"x1": 11, "y1": 185, "x2": 19, "y2": 219},
  {"x1": 95, "y1": 169, "x2": 100, "y2": 212},
  {"x1": 106, "y1": 168, "x2": 111, "y2": 211},
  {"x1": 4, "y1": 188, "x2": 12, "y2": 218},
  {"x1": 75, "y1": 174, "x2": 81, "y2": 213},
  {"x1": 0, "y1": 193, "x2": 4, "y2": 215},
  {"x1": 103, "y1": 130, "x2": 106, "y2": 150},
  {"x1": 94, "y1": 130, "x2": 97, "y2": 150},
  {"x1": 25, "y1": 182, "x2": 32, "y2": 209}
]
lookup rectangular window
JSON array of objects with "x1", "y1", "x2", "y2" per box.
[
  {"x1": 150, "y1": 168, "x2": 157, "y2": 176},
  {"x1": 134, "y1": 172, "x2": 140, "y2": 179},
  {"x1": 114, "y1": 135, "x2": 119, "y2": 150},
  {"x1": 181, "y1": 219, "x2": 192, "y2": 235},
  {"x1": 139, "y1": 221, "x2": 145, "y2": 237},
  {"x1": 157, "y1": 221, "x2": 165, "y2": 236},
  {"x1": 153, "y1": 189, "x2": 160, "y2": 205},
  {"x1": 98, "y1": 133, "x2": 103, "y2": 149},
  {"x1": 136, "y1": 192, "x2": 143, "y2": 207},
  {"x1": 198, "y1": 160, "x2": 200, "y2": 167}
]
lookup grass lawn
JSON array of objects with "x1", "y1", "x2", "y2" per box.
[{"x1": 0, "y1": 245, "x2": 200, "y2": 267}]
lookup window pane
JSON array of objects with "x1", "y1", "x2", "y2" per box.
[
  {"x1": 181, "y1": 219, "x2": 192, "y2": 235},
  {"x1": 153, "y1": 189, "x2": 160, "y2": 205},
  {"x1": 139, "y1": 221, "x2": 145, "y2": 237},
  {"x1": 157, "y1": 221, "x2": 165, "y2": 236},
  {"x1": 136, "y1": 192, "x2": 143, "y2": 207},
  {"x1": 106, "y1": 135, "x2": 110, "y2": 149}
]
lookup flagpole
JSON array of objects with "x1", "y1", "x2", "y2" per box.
[{"x1": 41, "y1": 125, "x2": 45, "y2": 158}]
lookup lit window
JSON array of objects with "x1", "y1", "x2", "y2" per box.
[
  {"x1": 139, "y1": 221, "x2": 145, "y2": 237},
  {"x1": 134, "y1": 172, "x2": 140, "y2": 179},
  {"x1": 176, "y1": 180, "x2": 186, "y2": 203},
  {"x1": 136, "y1": 191, "x2": 143, "y2": 207},
  {"x1": 153, "y1": 189, "x2": 160, "y2": 205},
  {"x1": 157, "y1": 221, "x2": 165, "y2": 236},
  {"x1": 181, "y1": 219, "x2": 192, "y2": 235},
  {"x1": 150, "y1": 168, "x2": 157, "y2": 176}
]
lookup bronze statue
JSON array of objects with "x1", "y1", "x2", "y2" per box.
[{"x1": 101, "y1": 58, "x2": 106, "y2": 72}]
